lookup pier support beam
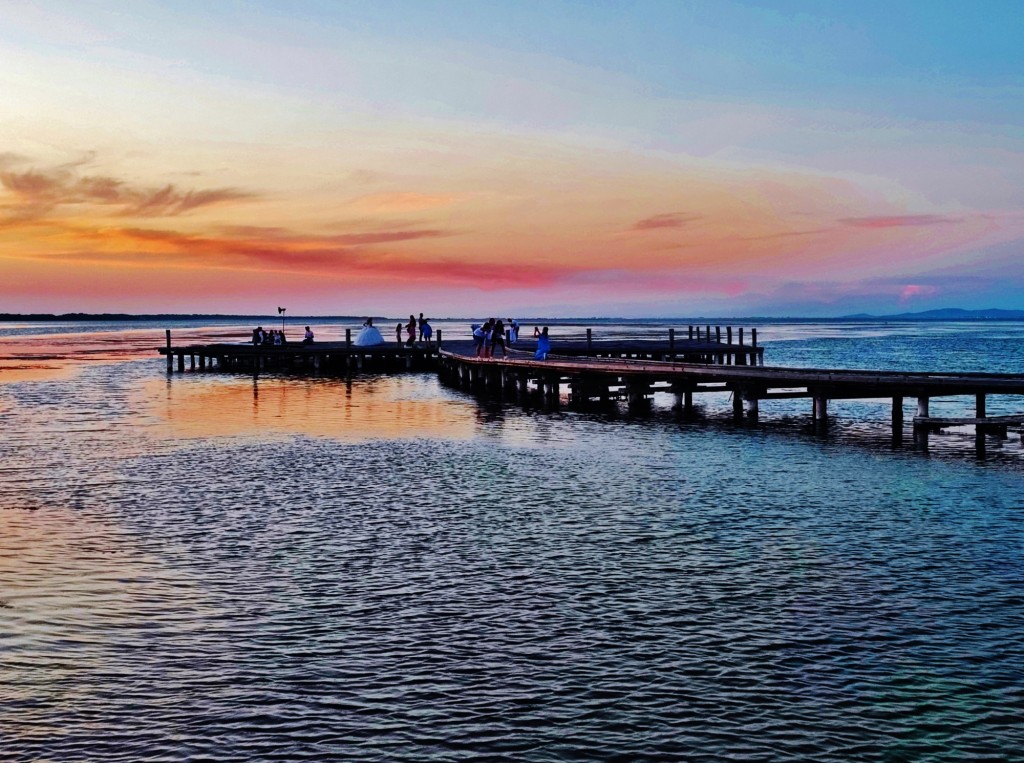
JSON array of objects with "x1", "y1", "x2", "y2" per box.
[
  {"x1": 165, "y1": 330, "x2": 172, "y2": 373},
  {"x1": 744, "y1": 392, "x2": 760, "y2": 420},
  {"x1": 812, "y1": 393, "x2": 828, "y2": 421},
  {"x1": 177, "y1": 353, "x2": 185, "y2": 373},
  {"x1": 916, "y1": 396, "x2": 930, "y2": 419}
]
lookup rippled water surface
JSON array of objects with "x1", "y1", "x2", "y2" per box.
[{"x1": 2, "y1": 320, "x2": 1023, "y2": 761}]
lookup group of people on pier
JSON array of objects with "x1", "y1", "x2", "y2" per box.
[
  {"x1": 250, "y1": 325, "x2": 316, "y2": 346},
  {"x1": 472, "y1": 318, "x2": 539, "y2": 359},
  {"x1": 251, "y1": 326, "x2": 288, "y2": 346},
  {"x1": 396, "y1": 313, "x2": 433, "y2": 346},
  {"x1": 353, "y1": 315, "x2": 433, "y2": 347}
]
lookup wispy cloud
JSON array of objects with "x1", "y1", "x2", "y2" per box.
[
  {"x1": 631, "y1": 212, "x2": 700, "y2": 231},
  {"x1": 0, "y1": 161, "x2": 254, "y2": 220},
  {"x1": 840, "y1": 214, "x2": 961, "y2": 229},
  {"x1": 348, "y1": 192, "x2": 466, "y2": 212}
]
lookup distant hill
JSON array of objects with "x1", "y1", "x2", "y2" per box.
[{"x1": 840, "y1": 308, "x2": 1024, "y2": 321}]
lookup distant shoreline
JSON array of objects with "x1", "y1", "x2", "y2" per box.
[{"x1": 2, "y1": 309, "x2": 1024, "y2": 323}]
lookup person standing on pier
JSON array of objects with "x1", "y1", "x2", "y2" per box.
[
  {"x1": 417, "y1": 312, "x2": 425, "y2": 341},
  {"x1": 422, "y1": 319, "x2": 433, "y2": 345},
  {"x1": 534, "y1": 326, "x2": 550, "y2": 360},
  {"x1": 472, "y1": 323, "x2": 485, "y2": 355},
  {"x1": 508, "y1": 318, "x2": 519, "y2": 344},
  {"x1": 396, "y1": 322, "x2": 403, "y2": 344},
  {"x1": 491, "y1": 319, "x2": 506, "y2": 358},
  {"x1": 406, "y1": 315, "x2": 417, "y2": 347},
  {"x1": 252, "y1": 326, "x2": 263, "y2": 345}
]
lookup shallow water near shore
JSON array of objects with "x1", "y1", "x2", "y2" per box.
[{"x1": 1, "y1": 320, "x2": 1023, "y2": 760}]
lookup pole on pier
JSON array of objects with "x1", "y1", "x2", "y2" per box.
[
  {"x1": 587, "y1": 328, "x2": 592, "y2": 355},
  {"x1": 177, "y1": 353, "x2": 185, "y2": 373},
  {"x1": 688, "y1": 325, "x2": 694, "y2": 340},
  {"x1": 437, "y1": 329, "x2": 442, "y2": 349},
  {"x1": 732, "y1": 389, "x2": 743, "y2": 420},
  {"x1": 346, "y1": 329, "x2": 352, "y2": 349},
  {"x1": 715, "y1": 326, "x2": 721, "y2": 343},
  {"x1": 668, "y1": 328, "x2": 675, "y2": 359},
  {"x1": 752, "y1": 329, "x2": 757, "y2": 348},
  {"x1": 976, "y1": 394, "x2": 986, "y2": 418},
  {"x1": 165, "y1": 330, "x2": 173, "y2": 373}
]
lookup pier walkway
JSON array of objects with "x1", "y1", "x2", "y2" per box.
[{"x1": 158, "y1": 325, "x2": 1024, "y2": 444}]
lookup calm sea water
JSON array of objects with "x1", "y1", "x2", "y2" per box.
[{"x1": 2, "y1": 319, "x2": 1023, "y2": 761}]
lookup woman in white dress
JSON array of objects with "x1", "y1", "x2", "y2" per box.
[{"x1": 353, "y1": 317, "x2": 385, "y2": 346}]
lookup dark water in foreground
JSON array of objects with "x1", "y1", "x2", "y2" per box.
[{"x1": 1, "y1": 320, "x2": 1023, "y2": 761}]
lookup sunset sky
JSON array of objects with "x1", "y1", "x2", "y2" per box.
[{"x1": 2, "y1": 1, "x2": 1023, "y2": 317}]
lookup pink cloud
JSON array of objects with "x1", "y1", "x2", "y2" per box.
[{"x1": 899, "y1": 284, "x2": 939, "y2": 302}]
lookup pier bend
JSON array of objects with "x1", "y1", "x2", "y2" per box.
[{"x1": 158, "y1": 325, "x2": 1024, "y2": 443}]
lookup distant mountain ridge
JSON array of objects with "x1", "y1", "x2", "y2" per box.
[{"x1": 839, "y1": 308, "x2": 1024, "y2": 320}]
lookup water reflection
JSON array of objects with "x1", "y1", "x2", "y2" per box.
[{"x1": 143, "y1": 374, "x2": 478, "y2": 442}]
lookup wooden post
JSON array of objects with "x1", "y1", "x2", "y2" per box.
[
  {"x1": 976, "y1": 394, "x2": 986, "y2": 418},
  {"x1": 199, "y1": 354, "x2": 206, "y2": 370},
  {"x1": 587, "y1": 328, "x2": 592, "y2": 354},
  {"x1": 752, "y1": 328, "x2": 757, "y2": 348},
  {"x1": 738, "y1": 327, "x2": 744, "y2": 345},
  {"x1": 744, "y1": 392, "x2": 759, "y2": 420},
  {"x1": 177, "y1": 353, "x2": 185, "y2": 372},
  {"x1": 916, "y1": 396, "x2": 930, "y2": 418},
  {"x1": 668, "y1": 328, "x2": 675, "y2": 358},
  {"x1": 726, "y1": 326, "x2": 732, "y2": 344},
  {"x1": 732, "y1": 389, "x2": 743, "y2": 420},
  {"x1": 437, "y1": 329, "x2": 442, "y2": 349},
  {"x1": 706, "y1": 325, "x2": 711, "y2": 343},
  {"x1": 165, "y1": 330, "x2": 173, "y2": 373},
  {"x1": 685, "y1": 389, "x2": 693, "y2": 413},
  {"x1": 346, "y1": 328, "x2": 352, "y2": 348},
  {"x1": 813, "y1": 394, "x2": 827, "y2": 420},
  {"x1": 688, "y1": 325, "x2": 694, "y2": 340},
  {"x1": 190, "y1": 353, "x2": 196, "y2": 371},
  {"x1": 715, "y1": 326, "x2": 721, "y2": 343},
  {"x1": 892, "y1": 396, "x2": 904, "y2": 427}
]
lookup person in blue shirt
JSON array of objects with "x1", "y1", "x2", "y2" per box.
[{"x1": 534, "y1": 326, "x2": 550, "y2": 360}]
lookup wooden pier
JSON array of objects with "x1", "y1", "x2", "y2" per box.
[
  {"x1": 436, "y1": 340, "x2": 1024, "y2": 447},
  {"x1": 158, "y1": 329, "x2": 440, "y2": 374},
  {"x1": 159, "y1": 325, "x2": 1024, "y2": 451}
]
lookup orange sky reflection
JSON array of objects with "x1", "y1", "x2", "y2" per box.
[{"x1": 142, "y1": 375, "x2": 477, "y2": 442}]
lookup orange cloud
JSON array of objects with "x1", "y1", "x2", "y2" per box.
[
  {"x1": 24, "y1": 222, "x2": 573, "y2": 290},
  {"x1": 348, "y1": 192, "x2": 465, "y2": 212}
]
